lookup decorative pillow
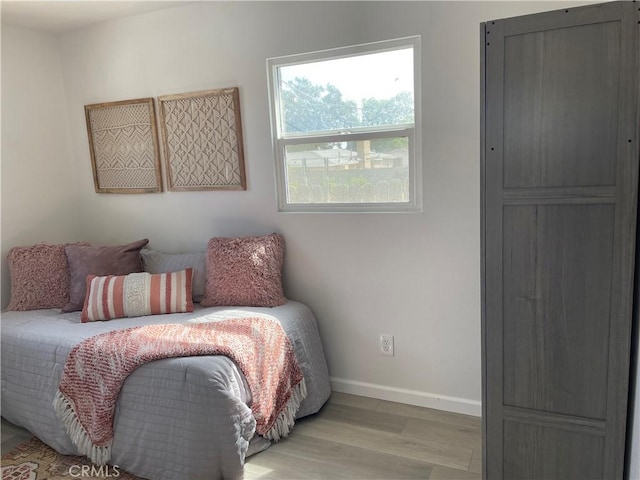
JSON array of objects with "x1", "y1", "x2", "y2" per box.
[
  {"x1": 6, "y1": 242, "x2": 89, "y2": 311},
  {"x1": 81, "y1": 269, "x2": 193, "y2": 322},
  {"x1": 200, "y1": 233, "x2": 287, "y2": 308},
  {"x1": 63, "y1": 239, "x2": 149, "y2": 313},
  {"x1": 140, "y1": 249, "x2": 206, "y2": 303}
]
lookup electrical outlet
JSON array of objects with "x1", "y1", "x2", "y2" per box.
[{"x1": 380, "y1": 334, "x2": 394, "y2": 356}]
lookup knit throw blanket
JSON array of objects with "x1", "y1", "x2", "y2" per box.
[{"x1": 53, "y1": 317, "x2": 307, "y2": 465}]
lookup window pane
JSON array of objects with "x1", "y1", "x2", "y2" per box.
[
  {"x1": 284, "y1": 138, "x2": 410, "y2": 204},
  {"x1": 279, "y1": 48, "x2": 414, "y2": 135}
]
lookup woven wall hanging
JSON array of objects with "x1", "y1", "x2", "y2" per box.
[
  {"x1": 85, "y1": 98, "x2": 162, "y2": 193},
  {"x1": 158, "y1": 87, "x2": 247, "y2": 191}
]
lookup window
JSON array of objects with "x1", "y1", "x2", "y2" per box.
[{"x1": 267, "y1": 36, "x2": 422, "y2": 212}]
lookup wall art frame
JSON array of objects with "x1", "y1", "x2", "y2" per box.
[
  {"x1": 158, "y1": 87, "x2": 247, "y2": 191},
  {"x1": 85, "y1": 98, "x2": 163, "y2": 194}
]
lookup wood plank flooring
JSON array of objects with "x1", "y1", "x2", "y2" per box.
[
  {"x1": 244, "y1": 392, "x2": 482, "y2": 479},
  {"x1": 1, "y1": 392, "x2": 482, "y2": 479}
]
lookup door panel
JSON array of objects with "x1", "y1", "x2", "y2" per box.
[
  {"x1": 502, "y1": 204, "x2": 613, "y2": 419},
  {"x1": 503, "y1": 21, "x2": 620, "y2": 189},
  {"x1": 482, "y1": 2, "x2": 639, "y2": 479},
  {"x1": 503, "y1": 421, "x2": 604, "y2": 479}
]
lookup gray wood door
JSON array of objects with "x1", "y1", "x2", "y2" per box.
[{"x1": 481, "y1": 2, "x2": 639, "y2": 479}]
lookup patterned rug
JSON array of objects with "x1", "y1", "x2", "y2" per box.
[{"x1": 1, "y1": 437, "x2": 144, "y2": 479}]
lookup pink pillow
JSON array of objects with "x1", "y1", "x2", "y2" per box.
[
  {"x1": 63, "y1": 239, "x2": 149, "y2": 312},
  {"x1": 6, "y1": 242, "x2": 89, "y2": 311},
  {"x1": 200, "y1": 233, "x2": 287, "y2": 307},
  {"x1": 81, "y1": 269, "x2": 194, "y2": 322}
]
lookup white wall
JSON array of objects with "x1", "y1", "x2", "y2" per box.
[
  {"x1": 1, "y1": 25, "x2": 81, "y2": 308},
  {"x1": 53, "y1": 1, "x2": 605, "y2": 415},
  {"x1": 56, "y1": 0, "x2": 490, "y2": 414}
]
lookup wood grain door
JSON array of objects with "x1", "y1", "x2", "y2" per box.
[{"x1": 481, "y1": 2, "x2": 639, "y2": 478}]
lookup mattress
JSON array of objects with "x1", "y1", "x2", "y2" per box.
[{"x1": 1, "y1": 301, "x2": 331, "y2": 480}]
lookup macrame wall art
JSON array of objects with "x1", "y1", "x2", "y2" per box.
[
  {"x1": 85, "y1": 98, "x2": 163, "y2": 193},
  {"x1": 158, "y1": 87, "x2": 247, "y2": 191}
]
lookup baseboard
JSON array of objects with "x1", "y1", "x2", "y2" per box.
[{"x1": 330, "y1": 377, "x2": 482, "y2": 417}]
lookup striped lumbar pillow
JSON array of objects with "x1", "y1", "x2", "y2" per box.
[{"x1": 81, "y1": 269, "x2": 193, "y2": 322}]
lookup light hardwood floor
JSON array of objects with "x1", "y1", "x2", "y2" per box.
[
  {"x1": 2, "y1": 392, "x2": 482, "y2": 479},
  {"x1": 245, "y1": 392, "x2": 482, "y2": 479}
]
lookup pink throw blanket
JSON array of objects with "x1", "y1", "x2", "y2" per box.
[{"x1": 53, "y1": 317, "x2": 307, "y2": 465}]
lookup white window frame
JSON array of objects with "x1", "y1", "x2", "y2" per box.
[{"x1": 267, "y1": 36, "x2": 422, "y2": 213}]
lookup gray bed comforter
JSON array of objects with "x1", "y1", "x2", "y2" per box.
[{"x1": 1, "y1": 301, "x2": 331, "y2": 480}]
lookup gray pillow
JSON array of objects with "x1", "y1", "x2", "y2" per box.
[
  {"x1": 140, "y1": 249, "x2": 207, "y2": 303},
  {"x1": 62, "y1": 239, "x2": 149, "y2": 312}
]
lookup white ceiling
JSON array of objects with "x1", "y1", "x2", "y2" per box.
[{"x1": 1, "y1": 1, "x2": 194, "y2": 35}]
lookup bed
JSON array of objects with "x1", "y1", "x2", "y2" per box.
[{"x1": 1, "y1": 300, "x2": 331, "y2": 480}]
